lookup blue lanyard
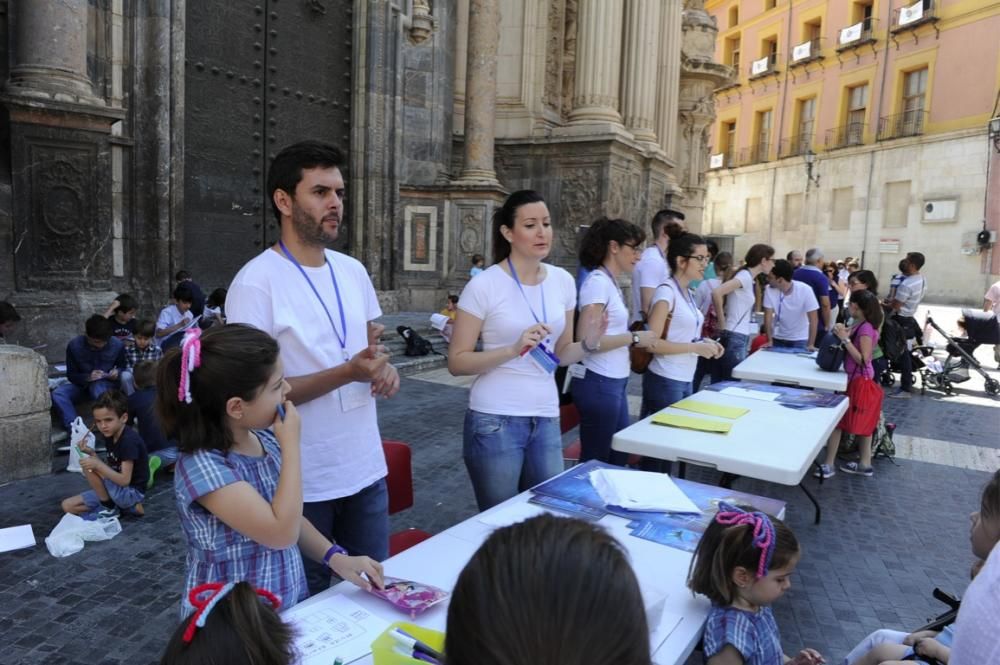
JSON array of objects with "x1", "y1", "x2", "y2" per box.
[
  {"x1": 672, "y1": 278, "x2": 700, "y2": 322},
  {"x1": 278, "y1": 241, "x2": 348, "y2": 357},
  {"x1": 775, "y1": 290, "x2": 786, "y2": 324},
  {"x1": 508, "y1": 259, "x2": 548, "y2": 324}
]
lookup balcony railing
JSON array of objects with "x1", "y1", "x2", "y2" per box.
[
  {"x1": 825, "y1": 122, "x2": 867, "y2": 150},
  {"x1": 748, "y1": 53, "x2": 780, "y2": 79},
  {"x1": 790, "y1": 38, "x2": 822, "y2": 65},
  {"x1": 749, "y1": 142, "x2": 771, "y2": 165},
  {"x1": 877, "y1": 110, "x2": 928, "y2": 141},
  {"x1": 891, "y1": 1, "x2": 937, "y2": 32},
  {"x1": 836, "y1": 17, "x2": 876, "y2": 50},
  {"x1": 779, "y1": 134, "x2": 813, "y2": 158},
  {"x1": 709, "y1": 150, "x2": 738, "y2": 169}
]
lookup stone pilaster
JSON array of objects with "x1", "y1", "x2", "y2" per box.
[
  {"x1": 657, "y1": 1, "x2": 683, "y2": 158},
  {"x1": 568, "y1": 0, "x2": 625, "y2": 125},
  {"x1": 459, "y1": 0, "x2": 500, "y2": 183},
  {"x1": 621, "y1": 0, "x2": 662, "y2": 144}
]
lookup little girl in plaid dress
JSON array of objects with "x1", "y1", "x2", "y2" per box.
[
  {"x1": 158, "y1": 325, "x2": 384, "y2": 617},
  {"x1": 687, "y1": 503, "x2": 825, "y2": 665}
]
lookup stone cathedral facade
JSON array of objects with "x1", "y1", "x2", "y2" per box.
[{"x1": 0, "y1": 1, "x2": 726, "y2": 355}]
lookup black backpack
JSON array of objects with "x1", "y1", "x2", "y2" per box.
[
  {"x1": 880, "y1": 316, "x2": 907, "y2": 364},
  {"x1": 397, "y1": 325, "x2": 436, "y2": 357},
  {"x1": 815, "y1": 331, "x2": 846, "y2": 372}
]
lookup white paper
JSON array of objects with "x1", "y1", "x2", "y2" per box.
[
  {"x1": 719, "y1": 386, "x2": 780, "y2": 402},
  {"x1": 428, "y1": 313, "x2": 449, "y2": 331},
  {"x1": 284, "y1": 594, "x2": 391, "y2": 665},
  {"x1": 476, "y1": 501, "x2": 547, "y2": 528},
  {"x1": 589, "y1": 469, "x2": 701, "y2": 513},
  {"x1": 0, "y1": 525, "x2": 35, "y2": 552},
  {"x1": 650, "y1": 611, "x2": 685, "y2": 659}
]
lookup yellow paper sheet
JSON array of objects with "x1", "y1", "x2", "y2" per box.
[
  {"x1": 650, "y1": 413, "x2": 732, "y2": 434},
  {"x1": 670, "y1": 399, "x2": 749, "y2": 420}
]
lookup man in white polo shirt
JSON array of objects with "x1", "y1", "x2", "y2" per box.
[
  {"x1": 763, "y1": 259, "x2": 819, "y2": 350},
  {"x1": 630, "y1": 209, "x2": 685, "y2": 324},
  {"x1": 886, "y1": 251, "x2": 927, "y2": 398}
]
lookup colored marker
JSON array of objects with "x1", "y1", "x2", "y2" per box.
[
  {"x1": 276, "y1": 403, "x2": 286, "y2": 421},
  {"x1": 390, "y1": 628, "x2": 444, "y2": 661}
]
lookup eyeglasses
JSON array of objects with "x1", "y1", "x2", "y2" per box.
[
  {"x1": 621, "y1": 243, "x2": 640, "y2": 251},
  {"x1": 684, "y1": 255, "x2": 711, "y2": 263}
]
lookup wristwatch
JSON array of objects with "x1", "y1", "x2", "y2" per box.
[
  {"x1": 631, "y1": 332, "x2": 641, "y2": 347},
  {"x1": 323, "y1": 543, "x2": 348, "y2": 566}
]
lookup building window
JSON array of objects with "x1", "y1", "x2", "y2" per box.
[
  {"x1": 796, "y1": 98, "x2": 816, "y2": 155},
  {"x1": 729, "y1": 5, "x2": 739, "y2": 28},
  {"x1": 805, "y1": 20, "x2": 822, "y2": 42},
  {"x1": 765, "y1": 0, "x2": 777, "y2": 10},
  {"x1": 754, "y1": 109, "x2": 772, "y2": 163},
  {"x1": 902, "y1": 68, "x2": 928, "y2": 134},
  {"x1": 722, "y1": 121, "x2": 737, "y2": 165},
  {"x1": 725, "y1": 36, "x2": 742, "y2": 71},
  {"x1": 846, "y1": 83, "x2": 868, "y2": 145},
  {"x1": 852, "y1": 1, "x2": 874, "y2": 25}
]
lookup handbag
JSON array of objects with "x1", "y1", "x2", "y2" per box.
[
  {"x1": 815, "y1": 331, "x2": 846, "y2": 372},
  {"x1": 629, "y1": 287, "x2": 675, "y2": 374},
  {"x1": 838, "y1": 374, "x2": 883, "y2": 436}
]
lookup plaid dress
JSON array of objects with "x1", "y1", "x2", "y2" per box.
[
  {"x1": 174, "y1": 429, "x2": 307, "y2": 617},
  {"x1": 703, "y1": 605, "x2": 784, "y2": 665}
]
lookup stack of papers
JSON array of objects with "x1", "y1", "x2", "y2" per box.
[
  {"x1": 670, "y1": 399, "x2": 748, "y2": 419},
  {"x1": 589, "y1": 469, "x2": 701, "y2": 513},
  {"x1": 650, "y1": 413, "x2": 733, "y2": 433}
]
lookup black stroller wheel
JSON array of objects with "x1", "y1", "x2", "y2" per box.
[
  {"x1": 880, "y1": 370, "x2": 895, "y2": 387},
  {"x1": 987, "y1": 378, "x2": 1000, "y2": 396}
]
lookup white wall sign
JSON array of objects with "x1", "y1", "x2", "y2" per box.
[
  {"x1": 709, "y1": 153, "x2": 725, "y2": 169},
  {"x1": 879, "y1": 238, "x2": 900, "y2": 254},
  {"x1": 751, "y1": 56, "x2": 770, "y2": 76},
  {"x1": 792, "y1": 41, "x2": 812, "y2": 61},
  {"x1": 839, "y1": 22, "x2": 862, "y2": 45},
  {"x1": 899, "y1": 2, "x2": 924, "y2": 26}
]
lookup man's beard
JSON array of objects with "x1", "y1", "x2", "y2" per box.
[{"x1": 291, "y1": 203, "x2": 339, "y2": 247}]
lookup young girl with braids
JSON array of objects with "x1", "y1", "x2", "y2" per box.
[
  {"x1": 158, "y1": 325, "x2": 383, "y2": 617},
  {"x1": 687, "y1": 503, "x2": 825, "y2": 665}
]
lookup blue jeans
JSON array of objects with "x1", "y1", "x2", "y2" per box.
[
  {"x1": 570, "y1": 370, "x2": 630, "y2": 466},
  {"x1": 463, "y1": 410, "x2": 563, "y2": 511},
  {"x1": 52, "y1": 380, "x2": 118, "y2": 431},
  {"x1": 774, "y1": 338, "x2": 807, "y2": 349},
  {"x1": 711, "y1": 330, "x2": 749, "y2": 383},
  {"x1": 302, "y1": 478, "x2": 389, "y2": 596},
  {"x1": 81, "y1": 478, "x2": 145, "y2": 512},
  {"x1": 640, "y1": 372, "x2": 693, "y2": 472}
]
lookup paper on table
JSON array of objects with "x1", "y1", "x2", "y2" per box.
[
  {"x1": 589, "y1": 469, "x2": 701, "y2": 513},
  {"x1": 283, "y1": 594, "x2": 391, "y2": 665},
  {"x1": 650, "y1": 611, "x2": 685, "y2": 660},
  {"x1": 650, "y1": 413, "x2": 732, "y2": 434},
  {"x1": 0, "y1": 525, "x2": 35, "y2": 553},
  {"x1": 671, "y1": 399, "x2": 749, "y2": 420},
  {"x1": 476, "y1": 501, "x2": 547, "y2": 528},
  {"x1": 719, "y1": 386, "x2": 780, "y2": 402}
]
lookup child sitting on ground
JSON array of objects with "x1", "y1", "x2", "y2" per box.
[
  {"x1": 51, "y1": 315, "x2": 127, "y2": 434},
  {"x1": 687, "y1": 503, "x2": 825, "y2": 665},
  {"x1": 841, "y1": 469, "x2": 1000, "y2": 665},
  {"x1": 61, "y1": 390, "x2": 149, "y2": 518},
  {"x1": 157, "y1": 284, "x2": 197, "y2": 351},
  {"x1": 122, "y1": 320, "x2": 164, "y2": 395},
  {"x1": 104, "y1": 293, "x2": 139, "y2": 345},
  {"x1": 159, "y1": 580, "x2": 293, "y2": 665},
  {"x1": 127, "y1": 360, "x2": 178, "y2": 484}
]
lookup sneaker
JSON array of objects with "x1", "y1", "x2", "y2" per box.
[
  {"x1": 96, "y1": 505, "x2": 120, "y2": 519},
  {"x1": 888, "y1": 388, "x2": 912, "y2": 399},
  {"x1": 813, "y1": 464, "x2": 835, "y2": 479},
  {"x1": 840, "y1": 461, "x2": 874, "y2": 477},
  {"x1": 147, "y1": 455, "x2": 162, "y2": 490}
]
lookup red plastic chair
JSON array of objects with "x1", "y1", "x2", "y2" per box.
[
  {"x1": 382, "y1": 439, "x2": 433, "y2": 556},
  {"x1": 560, "y1": 403, "x2": 583, "y2": 466}
]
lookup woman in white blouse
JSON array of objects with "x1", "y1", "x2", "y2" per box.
[{"x1": 448, "y1": 190, "x2": 605, "y2": 510}]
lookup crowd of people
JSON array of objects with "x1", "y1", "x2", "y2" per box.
[{"x1": 1, "y1": 138, "x2": 999, "y2": 665}]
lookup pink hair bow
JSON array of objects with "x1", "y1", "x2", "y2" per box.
[{"x1": 178, "y1": 327, "x2": 202, "y2": 403}]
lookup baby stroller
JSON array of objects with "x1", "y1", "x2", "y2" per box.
[
  {"x1": 917, "y1": 310, "x2": 1000, "y2": 397},
  {"x1": 878, "y1": 310, "x2": 926, "y2": 388}
]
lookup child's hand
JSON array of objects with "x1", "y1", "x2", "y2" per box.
[
  {"x1": 914, "y1": 638, "x2": 948, "y2": 662},
  {"x1": 904, "y1": 630, "x2": 938, "y2": 646},
  {"x1": 271, "y1": 400, "x2": 300, "y2": 445},
  {"x1": 79, "y1": 456, "x2": 102, "y2": 474},
  {"x1": 328, "y1": 553, "x2": 385, "y2": 592},
  {"x1": 788, "y1": 649, "x2": 825, "y2": 665}
]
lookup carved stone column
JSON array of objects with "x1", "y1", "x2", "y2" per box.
[
  {"x1": 569, "y1": 0, "x2": 625, "y2": 125},
  {"x1": 657, "y1": 1, "x2": 683, "y2": 158},
  {"x1": 459, "y1": 0, "x2": 500, "y2": 183},
  {"x1": 622, "y1": 0, "x2": 661, "y2": 144}
]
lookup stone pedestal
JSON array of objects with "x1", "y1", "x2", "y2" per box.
[{"x1": 0, "y1": 346, "x2": 52, "y2": 483}]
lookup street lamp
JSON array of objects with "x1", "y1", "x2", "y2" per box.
[
  {"x1": 990, "y1": 117, "x2": 1000, "y2": 153},
  {"x1": 804, "y1": 149, "x2": 820, "y2": 189}
]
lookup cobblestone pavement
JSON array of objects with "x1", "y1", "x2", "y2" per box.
[{"x1": 1, "y1": 304, "x2": 997, "y2": 664}]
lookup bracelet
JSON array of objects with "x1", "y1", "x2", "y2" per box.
[{"x1": 323, "y1": 544, "x2": 348, "y2": 566}]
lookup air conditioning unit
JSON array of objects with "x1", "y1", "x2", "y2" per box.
[{"x1": 922, "y1": 199, "x2": 957, "y2": 223}]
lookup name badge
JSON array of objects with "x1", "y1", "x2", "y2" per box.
[
  {"x1": 568, "y1": 363, "x2": 587, "y2": 379},
  {"x1": 527, "y1": 342, "x2": 560, "y2": 375}
]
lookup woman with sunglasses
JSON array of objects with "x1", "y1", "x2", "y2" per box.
[{"x1": 710, "y1": 243, "x2": 776, "y2": 382}]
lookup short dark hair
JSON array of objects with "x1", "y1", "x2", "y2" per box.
[
  {"x1": 93, "y1": 390, "x2": 128, "y2": 417},
  {"x1": 206, "y1": 288, "x2": 228, "y2": 309},
  {"x1": 135, "y1": 319, "x2": 156, "y2": 338},
  {"x1": 133, "y1": 360, "x2": 158, "y2": 390},
  {"x1": 267, "y1": 141, "x2": 346, "y2": 223},
  {"x1": 770, "y1": 258, "x2": 794, "y2": 282},
  {"x1": 446, "y1": 515, "x2": 651, "y2": 665},
  {"x1": 471, "y1": 253, "x2": 484, "y2": 265},
  {"x1": 665, "y1": 232, "x2": 707, "y2": 273},
  {"x1": 157, "y1": 324, "x2": 280, "y2": 453},
  {"x1": 688, "y1": 505, "x2": 800, "y2": 606},
  {"x1": 173, "y1": 284, "x2": 195, "y2": 304},
  {"x1": 713, "y1": 251, "x2": 734, "y2": 276},
  {"x1": 651, "y1": 208, "x2": 685, "y2": 240},
  {"x1": 174, "y1": 270, "x2": 191, "y2": 282},
  {"x1": 159, "y1": 581, "x2": 294, "y2": 665},
  {"x1": 849, "y1": 289, "x2": 884, "y2": 329},
  {"x1": 906, "y1": 251, "x2": 925, "y2": 270},
  {"x1": 491, "y1": 190, "x2": 547, "y2": 264},
  {"x1": 786, "y1": 249, "x2": 802, "y2": 261},
  {"x1": 577, "y1": 217, "x2": 647, "y2": 270},
  {"x1": 0, "y1": 301, "x2": 21, "y2": 325},
  {"x1": 447, "y1": 294, "x2": 459, "y2": 304},
  {"x1": 85, "y1": 315, "x2": 114, "y2": 341},
  {"x1": 113, "y1": 294, "x2": 137, "y2": 314},
  {"x1": 849, "y1": 269, "x2": 878, "y2": 294},
  {"x1": 744, "y1": 243, "x2": 775, "y2": 268},
  {"x1": 706, "y1": 239, "x2": 719, "y2": 258}
]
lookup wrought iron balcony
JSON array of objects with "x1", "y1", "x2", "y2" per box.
[
  {"x1": 748, "y1": 53, "x2": 780, "y2": 79},
  {"x1": 877, "y1": 110, "x2": 928, "y2": 141},
  {"x1": 825, "y1": 122, "x2": 867, "y2": 150},
  {"x1": 790, "y1": 38, "x2": 822, "y2": 65},
  {"x1": 779, "y1": 134, "x2": 814, "y2": 158},
  {"x1": 748, "y1": 142, "x2": 771, "y2": 165},
  {"x1": 836, "y1": 16, "x2": 876, "y2": 50},
  {"x1": 891, "y1": 1, "x2": 937, "y2": 32}
]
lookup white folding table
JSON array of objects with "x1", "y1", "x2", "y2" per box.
[
  {"x1": 732, "y1": 349, "x2": 848, "y2": 391},
  {"x1": 612, "y1": 388, "x2": 849, "y2": 524}
]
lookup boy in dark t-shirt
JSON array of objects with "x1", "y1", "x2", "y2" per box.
[
  {"x1": 105, "y1": 293, "x2": 139, "y2": 344},
  {"x1": 61, "y1": 390, "x2": 149, "y2": 519}
]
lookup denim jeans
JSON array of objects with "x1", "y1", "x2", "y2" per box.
[
  {"x1": 711, "y1": 330, "x2": 749, "y2": 383},
  {"x1": 51, "y1": 380, "x2": 118, "y2": 431},
  {"x1": 640, "y1": 372, "x2": 693, "y2": 472},
  {"x1": 301, "y1": 478, "x2": 389, "y2": 596},
  {"x1": 463, "y1": 410, "x2": 563, "y2": 512},
  {"x1": 120, "y1": 369, "x2": 136, "y2": 395},
  {"x1": 570, "y1": 370, "x2": 630, "y2": 466},
  {"x1": 774, "y1": 338, "x2": 807, "y2": 349}
]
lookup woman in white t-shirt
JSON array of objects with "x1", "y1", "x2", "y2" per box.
[
  {"x1": 641, "y1": 233, "x2": 724, "y2": 421},
  {"x1": 448, "y1": 190, "x2": 606, "y2": 510},
  {"x1": 692, "y1": 251, "x2": 733, "y2": 390},
  {"x1": 570, "y1": 218, "x2": 658, "y2": 465},
  {"x1": 709, "y1": 243, "x2": 775, "y2": 382}
]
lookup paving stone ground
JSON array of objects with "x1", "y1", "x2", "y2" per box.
[{"x1": 1, "y1": 303, "x2": 997, "y2": 664}]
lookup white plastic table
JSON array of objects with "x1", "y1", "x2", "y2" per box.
[
  {"x1": 292, "y1": 477, "x2": 729, "y2": 665},
  {"x1": 612, "y1": 388, "x2": 848, "y2": 524},
  {"x1": 732, "y1": 349, "x2": 848, "y2": 391}
]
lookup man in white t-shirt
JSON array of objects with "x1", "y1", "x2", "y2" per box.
[
  {"x1": 630, "y1": 209, "x2": 685, "y2": 324},
  {"x1": 887, "y1": 251, "x2": 927, "y2": 398},
  {"x1": 763, "y1": 259, "x2": 819, "y2": 349},
  {"x1": 227, "y1": 141, "x2": 400, "y2": 594}
]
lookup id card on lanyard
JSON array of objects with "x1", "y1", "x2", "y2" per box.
[
  {"x1": 509, "y1": 259, "x2": 560, "y2": 374},
  {"x1": 673, "y1": 278, "x2": 704, "y2": 343}
]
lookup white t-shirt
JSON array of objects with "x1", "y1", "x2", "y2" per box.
[
  {"x1": 764, "y1": 282, "x2": 819, "y2": 342},
  {"x1": 155, "y1": 305, "x2": 191, "y2": 346},
  {"x1": 579, "y1": 269, "x2": 630, "y2": 379},
  {"x1": 950, "y1": 540, "x2": 1000, "y2": 664},
  {"x1": 722, "y1": 269, "x2": 756, "y2": 336},
  {"x1": 894, "y1": 274, "x2": 927, "y2": 317},
  {"x1": 694, "y1": 277, "x2": 722, "y2": 315},
  {"x1": 649, "y1": 282, "x2": 703, "y2": 381},
  {"x1": 459, "y1": 263, "x2": 576, "y2": 418},
  {"x1": 630, "y1": 246, "x2": 670, "y2": 323},
  {"x1": 985, "y1": 280, "x2": 1000, "y2": 315},
  {"x1": 226, "y1": 248, "x2": 387, "y2": 502}
]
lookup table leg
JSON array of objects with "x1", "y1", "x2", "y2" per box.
[{"x1": 799, "y1": 481, "x2": 822, "y2": 524}]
